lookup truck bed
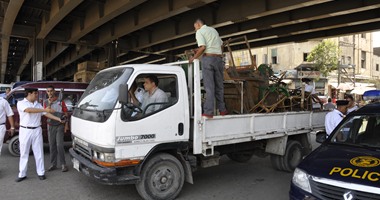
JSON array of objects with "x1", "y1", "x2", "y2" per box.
[{"x1": 193, "y1": 111, "x2": 327, "y2": 155}]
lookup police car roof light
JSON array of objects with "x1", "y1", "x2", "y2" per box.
[{"x1": 362, "y1": 90, "x2": 380, "y2": 101}]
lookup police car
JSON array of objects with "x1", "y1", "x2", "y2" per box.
[{"x1": 290, "y1": 90, "x2": 380, "y2": 200}]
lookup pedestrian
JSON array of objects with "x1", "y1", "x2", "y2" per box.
[
  {"x1": 189, "y1": 18, "x2": 228, "y2": 118},
  {"x1": 0, "y1": 87, "x2": 11, "y2": 99},
  {"x1": 16, "y1": 88, "x2": 63, "y2": 182},
  {"x1": 0, "y1": 97, "x2": 15, "y2": 156},
  {"x1": 323, "y1": 98, "x2": 336, "y2": 111},
  {"x1": 44, "y1": 85, "x2": 69, "y2": 172},
  {"x1": 345, "y1": 94, "x2": 359, "y2": 114},
  {"x1": 324, "y1": 100, "x2": 349, "y2": 138}
]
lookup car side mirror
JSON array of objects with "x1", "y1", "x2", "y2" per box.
[
  {"x1": 316, "y1": 131, "x2": 327, "y2": 143},
  {"x1": 118, "y1": 84, "x2": 129, "y2": 105}
]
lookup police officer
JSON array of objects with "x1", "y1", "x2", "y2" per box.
[
  {"x1": 16, "y1": 88, "x2": 63, "y2": 182},
  {"x1": 0, "y1": 97, "x2": 15, "y2": 156},
  {"x1": 324, "y1": 99, "x2": 349, "y2": 138}
]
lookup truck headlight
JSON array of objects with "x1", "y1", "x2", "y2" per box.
[
  {"x1": 292, "y1": 168, "x2": 311, "y2": 193},
  {"x1": 92, "y1": 150, "x2": 115, "y2": 162}
]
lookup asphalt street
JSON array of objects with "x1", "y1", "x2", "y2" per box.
[{"x1": 0, "y1": 135, "x2": 319, "y2": 200}]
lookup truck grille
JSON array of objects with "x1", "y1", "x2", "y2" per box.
[
  {"x1": 74, "y1": 142, "x2": 92, "y2": 159},
  {"x1": 310, "y1": 179, "x2": 380, "y2": 200}
]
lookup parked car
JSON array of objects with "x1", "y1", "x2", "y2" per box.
[
  {"x1": 3, "y1": 81, "x2": 88, "y2": 156},
  {"x1": 290, "y1": 90, "x2": 380, "y2": 199}
]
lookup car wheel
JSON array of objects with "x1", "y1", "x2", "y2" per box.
[{"x1": 8, "y1": 136, "x2": 20, "y2": 157}]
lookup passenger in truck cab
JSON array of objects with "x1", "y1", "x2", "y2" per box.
[{"x1": 128, "y1": 81, "x2": 145, "y2": 106}]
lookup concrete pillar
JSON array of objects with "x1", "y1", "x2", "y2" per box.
[{"x1": 33, "y1": 39, "x2": 44, "y2": 81}]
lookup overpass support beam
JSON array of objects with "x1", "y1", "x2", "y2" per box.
[{"x1": 33, "y1": 39, "x2": 44, "y2": 81}]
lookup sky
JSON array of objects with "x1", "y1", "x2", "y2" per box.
[{"x1": 374, "y1": 31, "x2": 380, "y2": 47}]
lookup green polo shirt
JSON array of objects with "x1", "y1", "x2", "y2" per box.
[{"x1": 195, "y1": 25, "x2": 223, "y2": 54}]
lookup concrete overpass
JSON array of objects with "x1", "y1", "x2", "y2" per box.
[{"x1": 1, "y1": 0, "x2": 380, "y2": 83}]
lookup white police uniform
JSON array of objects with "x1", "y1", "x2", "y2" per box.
[
  {"x1": 325, "y1": 109, "x2": 344, "y2": 136},
  {"x1": 0, "y1": 98, "x2": 14, "y2": 155},
  {"x1": 17, "y1": 98, "x2": 46, "y2": 178}
]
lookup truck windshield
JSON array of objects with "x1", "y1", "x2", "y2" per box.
[
  {"x1": 74, "y1": 67, "x2": 133, "y2": 122},
  {"x1": 329, "y1": 114, "x2": 380, "y2": 149}
]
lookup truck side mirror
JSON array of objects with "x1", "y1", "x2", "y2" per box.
[{"x1": 119, "y1": 84, "x2": 129, "y2": 105}]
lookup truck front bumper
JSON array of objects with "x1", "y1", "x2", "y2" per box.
[{"x1": 69, "y1": 148, "x2": 140, "y2": 185}]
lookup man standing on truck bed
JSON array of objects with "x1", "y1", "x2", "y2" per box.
[
  {"x1": 190, "y1": 18, "x2": 228, "y2": 118},
  {"x1": 44, "y1": 85, "x2": 69, "y2": 172},
  {"x1": 16, "y1": 88, "x2": 63, "y2": 182}
]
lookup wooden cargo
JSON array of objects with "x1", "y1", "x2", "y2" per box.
[
  {"x1": 77, "y1": 61, "x2": 104, "y2": 72},
  {"x1": 74, "y1": 70, "x2": 97, "y2": 83}
]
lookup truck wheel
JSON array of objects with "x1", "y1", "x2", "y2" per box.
[
  {"x1": 282, "y1": 140, "x2": 303, "y2": 172},
  {"x1": 136, "y1": 153, "x2": 185, "y2": 200},
  {"x1": 227, "y1": 151, "x2": 254, "y2": 163},
  {"x1": 8, "y1": 136, "x2": 20, "y2": 157},
  {"x1": 270, "y1": 154, "x2": 284, "y2": 171}
]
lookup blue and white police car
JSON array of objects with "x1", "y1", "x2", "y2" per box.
[{"x1": 290, "y1": 90, "x2": 380, "y2": 200}]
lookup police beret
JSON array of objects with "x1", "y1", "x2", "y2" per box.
[{"x1": 336, "y1": 100, "x2": 349, "y2": 106}]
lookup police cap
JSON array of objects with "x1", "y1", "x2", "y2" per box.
[{"x1": 336, "y1": 100, "x2": 349, "y2": 106}]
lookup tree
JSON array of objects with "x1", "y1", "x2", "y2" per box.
[{"x1": 307, "y1": 40, "x2": 340, "y2": 77}]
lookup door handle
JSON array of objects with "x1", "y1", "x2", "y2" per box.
[{"x1": 178, "y1": 123, "x2": 184, "y2": 136}]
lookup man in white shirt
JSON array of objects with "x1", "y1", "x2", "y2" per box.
[
  {"x1": 325, "y1": 100, "x2": 349, "y2": 137},
  {"x1": 0, "y1": 97, "x2": 15, "y2": 156},
  {"x1": 303, "y1": 78, "x2": 323, "y2": 108},
  {"x1": 140, "y1": 75, "x2": 168, "y2": 114},
  {"x1": 16, "y1": 88, "x2": 64, "y2": 182}
]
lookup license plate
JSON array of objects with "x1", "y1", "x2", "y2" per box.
[{"x1": 72, "y1": 158, "x2": 80, "y2": 171}]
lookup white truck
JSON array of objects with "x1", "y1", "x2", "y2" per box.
[{"x1": 69, "y1": 60, "x2": 326, "y2": 200}]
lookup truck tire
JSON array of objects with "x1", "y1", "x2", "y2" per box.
[
  {"x1": 227, "y1": 151, "x2": 254, "y2": 163},
  {"x1": 136, "y1": 153, "x2": 185, "y2": 200},
  {"x1": 282, "y1": 140, "x2": 303, "y2": 172},
  {"x1": 270, "y1": 154, "x2": 285, "y2": 171},
  {"x1": 8, "y1": 136, "x2": 20, "y2": 157}
]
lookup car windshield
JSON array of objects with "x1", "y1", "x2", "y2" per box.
[
  {"x1": 77, "y1": 67, "x2": 133, "y2": 111},
  {"x1": 329, "y1": 114, "x2": 380, "y2": 149}
]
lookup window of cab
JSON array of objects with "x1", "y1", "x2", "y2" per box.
[{"x1": 121, "y1": 73, "x2": 178, "y2": 121}]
